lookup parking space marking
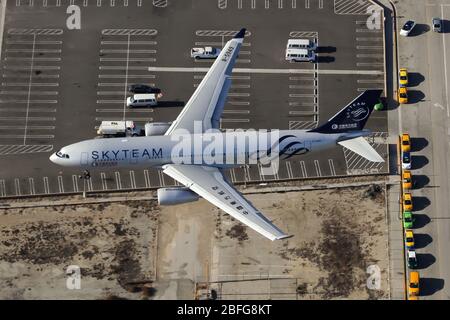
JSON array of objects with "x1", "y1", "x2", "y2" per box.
[
  {"x1": 129, "y1": 170, "x2": 137, "y2": 189},
  {"x1": 314, "y1": 160, "x2": 322, "y2": 177},
  {"x1": 158, "y1": 170, "x2": 166, "y2": 187},
  {"x1": 257, "y1": 164, "x2": 266, "y2": 181},
  {"x1": 286, "y1": 161, "x2": 294, "y2": 179},
  {"x1": 58, "y1": 175, "x2": 64, "y2": 193},
  {"x1": 14, "y1": 178, "x2": 21, "y2": 196},
  {"x1": 23, "y1": 187, "x2": 35, "y2": 204},
  {"x1": 43, "y1": 176, "x2": 49, "y2": 194},
  {"x1": 2, "y1": 28, "x2": 62, "y2": 149},
  {"x1": 328, "y1": 159, "x2": 336, "y2": 176},
  {"x1": 229, "y1": 168, "x2": 237, "y2": 183},
  {"x1": 144, "y1": 169, "x2": 151, "y2": 188},
  {"x1": 0, "y1": 180, "x2": 5, "y2": 197},
  {"x1": 299, "y1": 160, "x2": 307, "y2": 178},
  {"x1": 115, "y1": 171, "x2": 122, "y2": 189},
  {"x1": 72, "y1": 175, "x2": 79, "y2": 192},
  {"x1": 101, "y1": 172, "x2": 108, "y2": 190}
]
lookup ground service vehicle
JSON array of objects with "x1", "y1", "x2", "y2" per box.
[
  {"x1": 191, "y1": 47, "x2": 221, "y2": 59},
  {"x1": 97, "y1": 121, "x2": 140, "y2": 137}
]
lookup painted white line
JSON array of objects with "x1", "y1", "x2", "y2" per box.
[
  {"x1": 228, "y1": 101, "x2": 250, "y2": 106},
  {"x1": 158, "y1": 170, "x2": 165, "y2": 186},
  {"x1": 101, "y1": 41, "x2": 157, "y2": 45},
  {"x1": 0, "y1": 135, "x2": 54, "y2": 139},
  {"x1": 100, "y1": 58, "x2": 156, "y2": 62},
  {"x1": 23, "y1": 33, "x2": 36, "y2": 145},
  {"x1": 43, "y1": 176, "x2": 50, "y2": 194},
  {"x1": 292, "y1": 0, "x2": 296, "y2": 9},
  {"x1": 230, "y1": 168, "x2": 236, "y2": 183},
  {"x1": 220, "y1": 118, "x2": 249, "y2": 123},
  {"x1": 148, "y1": 66, "x2": 383, "y2": 75},
  {"x1": 87, "y1": 177, "x2": 93, "y2": 192},
  {"x1": 314, "y1": 160, "x2": 322, "y2": 177},
  {"x1": 2, "y1": 83, "x2": 59, "y2": 87},
  {"x1": 95, "y1": 117, "x2": 153, "y2": 121},
  {"x1": 194, "y1": 41, "x2": 251, "y2": 47},
  {"x1": 286, "y1": 161, "x2": 293, "y2": 179},
  {"x1": 72, "y1": 175, "x2": 79, "y2": 192},
  {"x1": 328, "y1": 159, "x2": 336, "y2": 176},
  {"x1": 58, "y1": 175, "x2": 64, "y2": 193},
  {"x1": 96, "y1": 108, "x2": 153, "y2": 113},
  {"x1": 300, "y1": 160, "x2": 307, "y2": 178},
  {"x1": 0, "y1": 90, "x2": 58, "y2": 95},
  {"x1": 144, "y1": 169, "x2": 150, "y2": 188},
  {"x1": 305, "y1": 0, "x2": 309, "y2": 9},
  {"x1": 129, "y1": 170, "x2": 136, "y2": 189},
  {"x1": 0, "y1": 180, "x2": 6, "y2": 197},
  {"x1": 14, "y1": 178, "x2": 21, "y2": 196},
  {"x1": 101, "y1": 172, "x2": 108, "y2": 190},
  {"x1": 98, "y1": 75, "x2": 155, "y2": 79},
  {"x1": 100, "y1": 49, "x2": 156, "y2": 53},
  {"x1": 29, "y1": 177, "x2": 35, "y2": 195},
  {"x1": 115, "y1": 171, "x2": 122, "y2": 189}
]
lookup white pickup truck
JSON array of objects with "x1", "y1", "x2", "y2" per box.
[{"x1": 190, "y1": 46, "x2": 221, "y2": 59}]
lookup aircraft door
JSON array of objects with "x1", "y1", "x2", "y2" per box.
[{"x1": 80, "y1": 152, "x2": 88, "y2": 166}]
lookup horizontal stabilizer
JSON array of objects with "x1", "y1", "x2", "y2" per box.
[{"x1": 338, "y1": 137, "x2": 384, "y2": 162}]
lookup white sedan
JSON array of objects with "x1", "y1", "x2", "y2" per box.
[
  {"x1": 190, "y1": 46, "x2": 221, "y2": 59},
  {"x1": 400, "y1": 20, "x2": 416, "y2": 36}
]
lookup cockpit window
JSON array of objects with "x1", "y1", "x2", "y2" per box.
[{"x1": 56, "y1": 150, "x2": 70, "y2": 159}]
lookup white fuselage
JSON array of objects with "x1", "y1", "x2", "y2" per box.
[{"x1": 50, "y1": 129, "x2": 368, "y2": 169}]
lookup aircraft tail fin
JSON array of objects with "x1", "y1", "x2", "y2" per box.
[
  {"x1": 308, "y1": 90, "x2": 382, "y2": 134},
  {"x1": 338, "y1": 136, "x2": 384, "y2": 162}
]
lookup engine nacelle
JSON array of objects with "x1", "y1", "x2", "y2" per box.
[
  {"x1": 157, "y1": 187, "x2": 199, "y2": 206},
  {"x1": 145, "y1": 122, "x2": 171, "y2": 136}
]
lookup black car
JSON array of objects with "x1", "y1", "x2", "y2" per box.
[{"x1": 128, "y1": 84, "x2": 161, "y2": 94}]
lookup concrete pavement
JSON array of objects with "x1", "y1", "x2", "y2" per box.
[{"x1": 393, "y1": 0, "x2": 449, "y2": 299}]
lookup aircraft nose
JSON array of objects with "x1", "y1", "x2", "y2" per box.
[{"x1": 49, "y1": 152, "x2": 58, "y2": 164}]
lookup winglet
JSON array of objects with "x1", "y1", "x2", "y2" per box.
[{"x1": 234, "y1": 28, "x2": 246, "y2": 39}]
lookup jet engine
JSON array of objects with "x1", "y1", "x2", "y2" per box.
[
  {"x1": 145, "y1": 122, "x2": 171, "y2": 136},
  {"x1": 157, "y1": 187, "x2": 199, "y2": 205}
]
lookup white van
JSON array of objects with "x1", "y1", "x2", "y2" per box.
[
  {"x1": 126, "y1": 93, "x2": 157, "y2": 108},
  {"x1": 286, "y1": 39, "x2": 317, "y2": 51},
  {"x1": 285, "y1": 48, "x2": 316, "y2": 63}
]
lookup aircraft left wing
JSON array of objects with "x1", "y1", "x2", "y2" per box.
[
  {"x1": 164, "y1": 29, "x2": 246, "y2": 135},
  {"x1": 162, "y1": 164, "x2": 290, "y2": 241}
]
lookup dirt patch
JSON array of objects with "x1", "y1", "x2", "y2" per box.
[{"x1": 0, "y1": 200, "x2": 158, "y2": 299}]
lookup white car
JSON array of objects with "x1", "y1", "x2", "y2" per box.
[
  {"x1": 402, "y1": 152, "x2": 412, "y2": 170},
  {"x1": 190, "y1": 46, "x2": 221, "y2": 59},
  {"x1": 400, "y1": 20, "x2": 416, "y2": 36}
]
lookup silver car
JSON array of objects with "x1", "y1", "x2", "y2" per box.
[{"x1": 432, "y1": 17, "x2": 442, "y2": 33}]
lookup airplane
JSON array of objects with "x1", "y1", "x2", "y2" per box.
[{"x1": 50, "y1": 28, "x2": 384, "y2": 241}]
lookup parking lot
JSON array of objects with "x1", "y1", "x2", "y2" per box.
[{"x1": 0, "y1": 0, "x2": 388, "y2": 198}]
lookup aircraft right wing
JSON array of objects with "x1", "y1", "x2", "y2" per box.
[{"x1": 162, "y1": 164, "x2": 290, "y2": 241}]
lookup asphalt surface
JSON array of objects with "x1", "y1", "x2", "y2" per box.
[
  {"x1": 0, "y1": 0, "x2": 387, "y2": 197},
  {"x1": 393, "y1": 0, "x2": 450, "y2": 300}
]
